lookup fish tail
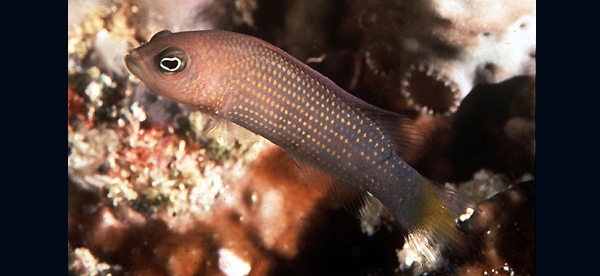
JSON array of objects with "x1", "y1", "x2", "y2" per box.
[{"x1": 398, "y1": 181, "x2": 475, "y2": 271}]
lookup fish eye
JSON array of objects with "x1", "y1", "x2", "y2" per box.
[{"x1": 157, "y1": 47, "x2": 188, "y2": 75}]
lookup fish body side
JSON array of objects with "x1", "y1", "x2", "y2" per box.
[
  {"x1": 125, "y1": 30, "x2": 472, "y2": 265},
  {"x1": 217, "y1": 37, "x2": 428, "y2": 229}
]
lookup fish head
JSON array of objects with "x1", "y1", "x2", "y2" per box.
[{"x1": 125, "y1": 30, "x2": 230, "y2": 113}]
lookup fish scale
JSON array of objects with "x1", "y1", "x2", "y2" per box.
[{"x1": 125, "y1": 30, "x2": 473, "y2": 267}]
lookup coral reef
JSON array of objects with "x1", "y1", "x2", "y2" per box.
[
  {"x1": 68, "y1": 0, "x2": 535, "y2": 275},
  {"x1": 452, "y1": 179, "x2": 535, "y2": 276},
  {"x1": 264, "y1": 0, "x2": 535, "y2": 116},
  {"x1": 393, "y1": 0, "x2": 536, "y2": 112}
]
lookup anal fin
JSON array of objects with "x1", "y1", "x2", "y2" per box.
[{"x1": 287, "y1": 154, "x2": 386, "y2": 228}]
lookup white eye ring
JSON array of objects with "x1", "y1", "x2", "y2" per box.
[
  {"x1": 157, "y1": 47, "x2": 187, "y2": 75},
  {"x1": 160, "y1": 57, "x2": 182, "y2": 72}
]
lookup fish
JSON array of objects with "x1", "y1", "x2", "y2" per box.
[{"x1": 125, "y1": 30, "x2": 473, "y2": 266}]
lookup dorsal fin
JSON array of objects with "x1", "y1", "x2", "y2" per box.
[
  {"x1": 308, "y1": 72, "x2": 427, "y2": 166},
  {"x1": 371, "y1": 109, "x2": 425, "y2": 166},
  {"x1": 354, "y1": 102, "x2": 427, "y2": 166},
  {"x1": 264, "y1": 38, "x2": 427, "y2": 165}
]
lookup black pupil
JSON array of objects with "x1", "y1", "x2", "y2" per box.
[{"x1": 161, "y1": 58, "x2": 180, "y2": 71}]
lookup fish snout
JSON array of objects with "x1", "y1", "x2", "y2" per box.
[{"x1": 124, "y1": 50, "x2": 145, "y2": 79}]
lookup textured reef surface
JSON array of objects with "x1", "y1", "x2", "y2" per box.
[{"x1": 68, "y1": 0, "x2": 535, "y2": 275}]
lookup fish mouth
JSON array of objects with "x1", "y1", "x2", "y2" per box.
[{"x1": 124, "y1": 50, "x2": 147, "y2": 80}]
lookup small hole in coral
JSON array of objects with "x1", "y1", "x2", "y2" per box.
[
  {"x1": 229, "y1": 211, "x2": 242, "y2": 223},
  {"x1": 96, "y1": 164, "x2": 109, "y2": 174},
  {"x1": 484, "y1": 63, "x2": 496, "y2": 73},
  {"x1": 243, "y1": 189, "x2": 259, "y2": 208}
]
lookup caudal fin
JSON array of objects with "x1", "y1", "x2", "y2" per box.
[{"x1": 397, "y1": 182, "x2": 475, "y2": 273}]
